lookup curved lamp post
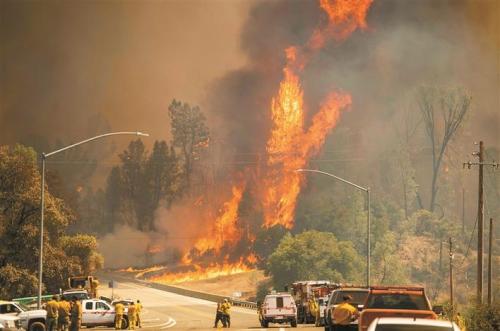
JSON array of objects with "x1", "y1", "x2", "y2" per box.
[
  {"x1": 296, "y1": 168, "x2": 371, "y2": 287},
  {"x1": 38, "y1": 131, "x2": 149, "y2": 308}
]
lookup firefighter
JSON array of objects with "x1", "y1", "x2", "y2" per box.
[
  {"x1": 128, "y1": 302, "x2": 137, "y2": 330},
  {"x1": 135, "y1": 300, "x2": 142, "y2": 328},
  {"x1": 45, "y1": 295, "x2": 59, "y2": 331},
  {"x1": 213, "y1": 302, "x2": 226, "y2": 328},
  {"x1": 58, "y1": 297, "x2": 71, "y2": 331},
  {"x1": 455, "y1": 312, "x2": 466, "y2": 331},
  {"x1": 114, "y1": 302, "x2": 125, "y2": 330},
  {"x1": 308, "y1": 298, "x2": 319, "y2": 325},
  {"x1": 221, "y1": 299, "x2": 231, "y2": 328},
  {"x1": 91, "y1": 278, "x2": 100, "y2": 298},
  {"x1": 70, "y1": 297, "x2": 82, "y2": 331},
  {"x1": 332, "y1": 295, "x2": 358, "y2": 331}
]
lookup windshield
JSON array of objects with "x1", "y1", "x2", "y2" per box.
[
  {"x1": 334, "y1": 291, "x2": 369, "y2": 305},
  {"x1": 366, "y1": 294, "x2": 430, "y2": 310},
  {"x1": 375, "y1": 325, "x2": 453, "y2": 331},
  {"x1": 16, "y1": 303, "x2": 29, "y2": 312}
]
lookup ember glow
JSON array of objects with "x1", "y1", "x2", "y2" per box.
[{"x1": 145, "y1": 0, "x2": 372, "y2": 284}]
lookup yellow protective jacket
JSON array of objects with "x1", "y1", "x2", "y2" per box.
[
  {"x1": 333, "y1": 302, "x2": 358, "y2": 325},
  {"x1": 221, "y1": 302, "x2": 231, "y2": 315},
  {"x1": 115, "y1": 303, "x2": 125, "y2": 316},
  {"x1": 58, "y1": 300, "x2": 71, "y2": 318},
  {"x1": 128, "y1": 305, "x2": 137, "y2": 318},
  {"x1": 45, "y1": 300, "x2": 59, "y2": 318}
]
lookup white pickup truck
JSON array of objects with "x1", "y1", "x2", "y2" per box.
[
  {"x1": 0, "y1": 315, "x2": 22, "y2": 331},
  {"x1": 81, "y1": 299, "x2": 128, "y2": 329},
  {"x1": 259, "y1": 293, "x2": 297, "y2": 328},
  {"x1": 0, "y1": 300, "x2": 46, "y2": 331}
]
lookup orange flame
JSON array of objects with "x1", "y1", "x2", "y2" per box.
[
  {"x1": 190, "y1": 181, "x2": 246, "y2": 257},
  {"x1": 149, "y1": 258, "x2": 252, "y2": 284},
  {"x1": 261, "y1": 0, "x2": 371, "y2": 228},
  {"x1": 146, "y1": 0, "x2": 372, "y2": 283}
]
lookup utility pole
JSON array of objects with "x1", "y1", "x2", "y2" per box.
[
  {"x1": 487, "y1": 218, "x2": 493, "y2": 305},
  {"x1": 463, "y1": 141, "x2": 499, "y2": 304},
  {"x1": 449, "y1": 237, "x2": 454, "y2": 309},
  {"x1": 477, "y1": 141, "x2": 484, "y2": 305},
  {"x1": 439, "y1": 240, "x2": 443, "y2": 274}
]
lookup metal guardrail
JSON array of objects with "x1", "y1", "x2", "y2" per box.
[{"x1": 134, "y1": 278, "x2": 257, "y2": 310}]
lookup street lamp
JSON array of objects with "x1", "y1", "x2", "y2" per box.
[
  {"x1": 295, "y1": 168, "x2": 371, "y2": 287},
  {"x1": 38, "y1": 131, "x2": 149, "y2": 308}
]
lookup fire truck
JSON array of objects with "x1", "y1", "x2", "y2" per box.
[{"x1": 291, "y1": 281, "x2": 338, "y2": 324}]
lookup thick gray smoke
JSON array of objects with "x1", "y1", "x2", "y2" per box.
[{"x1": 207, "y1": 0, "x2": 499, "y2": 167}]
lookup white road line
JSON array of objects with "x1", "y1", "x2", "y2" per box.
[{"x1": 159, "y1": 317, "x2": 176, "y2": 329}]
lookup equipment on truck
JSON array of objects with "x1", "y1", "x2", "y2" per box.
[
  {"x1": 291, "y1": 281, "x2": 337, "y2": 324},
  {"x1": 66, "y1": 276, "x2": 99, "y2": 299}
]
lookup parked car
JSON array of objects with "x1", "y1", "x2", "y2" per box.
[
  {"x1": 81, "y1": 299, "x2": 128, "y2": 329},
  {"x1": 367, "y1": 317, "x2": 461, "y2": 331},
  {"x1": 0, "y1": 300, "x2": 46, "y2": 331},
  {"x1": 324, "y1": 287, "x2": 369, "y2": 331},
  {"x1": 358, "y1": 286, "x2": 438, "y2": 331},
  {"x1": 259, "y1": 293, "x2": 297, "y2": 328},
  {"x1": 0, "y1": 315, "x2": 22, "y2": 331}
]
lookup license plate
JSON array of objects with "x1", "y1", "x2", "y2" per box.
[{"x1": 275, "y1": 316, "x2": 283, "y2": 319}]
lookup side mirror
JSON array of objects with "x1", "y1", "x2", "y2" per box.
[{"x1": 432, "y1": 305, "x2": 443, "y2": 315}]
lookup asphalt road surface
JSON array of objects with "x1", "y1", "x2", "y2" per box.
[{"x1": 96, "y1": 273, "x2": 321, "y2": 331}]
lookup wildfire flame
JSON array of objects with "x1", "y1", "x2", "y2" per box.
[
  {"x1": 149, "y1": 257, "x2": 253, "y2": 285},
  {"x1": 145, "y1": 0, "x2": 372, "y2": 284},
  {"x1": 191, "y1": 181, "x2": 246, "y2": 257},
  {"x1": 262, "y1": 0, "x2": 370, "y2": 228}
]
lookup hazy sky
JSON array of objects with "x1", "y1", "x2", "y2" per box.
[{"x1": 0, "y1": 0, "x2": 253, "y2": 144}]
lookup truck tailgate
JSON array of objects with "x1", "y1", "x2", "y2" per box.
[{"x1": 359, "y1": 309, "x2": 437, "y2": 331}]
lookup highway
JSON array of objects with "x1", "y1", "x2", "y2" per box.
[{"x1": 96, "y1": 273, "x2": 320, "y2": 330}]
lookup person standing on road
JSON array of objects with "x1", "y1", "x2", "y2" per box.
[
  {"x1": 135, "y1": 300, "x2": 142, "y2": 328},
  {"x1": 45, "y1": 295, "x2": 59, "y2": 331},
  {"x1": 213, "y1": 302, "x2": 226, "y2": 328},
  {"x1": 128, "y1": 302, "x2": 137, "y2": 330},
  {"x1": 332, "y1": 295, "x2": 359, "y2": 331},
  {"x1": 57, "y1": 297, "x2": 71, "y2": 331},
  {"x1": 221, "y1": 299, "x2": 231, "y2": 328},
  {"x1": 114, "y1": 302, "x2": 125, "y2": 330},
  {"x1": 69, "y1": 297, "x2": 82, "y2": 331}
]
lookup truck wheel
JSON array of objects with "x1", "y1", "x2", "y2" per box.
[
  {"x1": 29, "y1": 322, "x2": 46, "y2": 331},
  {"x1": 261, "y1": 320, "x2": 269, "y2": 328},
  {"x1": 121, "y1": 317, "x2": 129, "y2": 330},
  {"x1": 291, "y1": 319, "x2": 297, "y2": 328}
]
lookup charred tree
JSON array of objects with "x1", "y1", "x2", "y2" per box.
[{"x1": 417, "y1": 86, "x2": 471, "y2": 212}]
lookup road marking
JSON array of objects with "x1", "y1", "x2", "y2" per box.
[{"x1": 159, "y1": 317, "x2": 176, "y2": 329}]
